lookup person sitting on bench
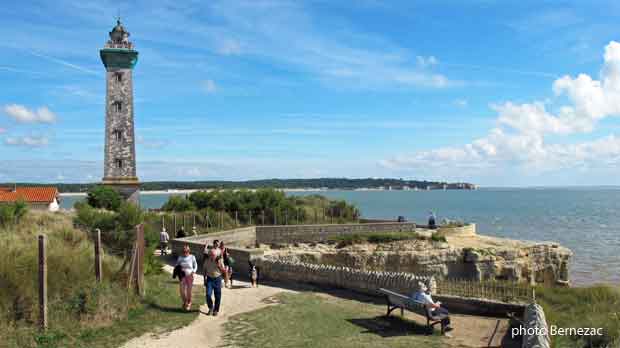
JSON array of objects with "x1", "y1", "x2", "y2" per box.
[{"x1": 412, "y1": 282, "x2": 453, "y2": 332}]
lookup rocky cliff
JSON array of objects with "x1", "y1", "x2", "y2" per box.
[{"x1": 263, "y1": 233, "x2": 572, "y2": 286}]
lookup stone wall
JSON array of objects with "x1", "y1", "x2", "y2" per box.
[
  {"x1": 434, "y1": 294, "x2": 525, "y2": 317},
  {"x1": 521, "y1": 303, "x2": 550, "y2": 348},
  {"x1": 227, "y1": 247, "x2": 265, "y2": 278},
  {"x1": 255, "y1": 222, "x2": 418, "y2": 245},
  {"x1": 170, "y1": 226, "x2": 257, "y2": 256},
  {"x1": 437, "y1": 223, "x2": 476, "y2": 236},
  {"x1": 257, "y1": 258, "x2": 435, "y2": 296}
]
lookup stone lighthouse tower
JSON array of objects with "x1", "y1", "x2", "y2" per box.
[{"x1": 100, "y1": 19, "x2": 140, "y2": 203}]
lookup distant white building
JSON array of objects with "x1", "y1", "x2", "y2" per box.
[{"x1": 0, "y1": 186, "x2": 60, "y2": 212}]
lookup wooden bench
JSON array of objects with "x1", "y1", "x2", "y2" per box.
[{"x1": 378, "y1": 288, "x2": 447, "y2": 334}]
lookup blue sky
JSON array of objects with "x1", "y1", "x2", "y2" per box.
[{"x1": 3, "y1": 0, "x2": 620, "y2": 186}]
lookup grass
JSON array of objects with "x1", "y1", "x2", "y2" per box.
[
  {"x1": 328, "y1": 231, "x2": 446, "y2": 248},
  {"x1": 0, "y1": 211, "x2": 199, "y2": 348},
  {"x1": 222, "y1": 292, "x2": 445, "y2": 348},
  {"x1": 537, "y1": 285, "x2": 620, "y2": 348},
  {"x1": 1, "y1": 273, "x2": 200, "y2": 348}
]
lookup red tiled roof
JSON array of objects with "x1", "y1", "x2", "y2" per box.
[{"x1": 0, "y1": 187, "x2": 59, "y2": 203}]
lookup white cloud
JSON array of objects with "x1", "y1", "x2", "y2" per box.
[
  {"x1": 136, "y1": 135, "x2": 169, "y2": 149},
  {"x1": 3, "y1": 104, "x2": 57, "y2": 124},
  {"x1": 185, "y1": 168, "x2": 202, "y2": 177},
  {"x1": 453, "y1": 99, "x2": 468, "y2": 108},
  {"x1": 216, "y1": 39, "x2": 242, "y2": 55},
  {"x1": 381, "y1": 41, "x2": 620, "y2": 177},
  {"x1": 4, "y1": 135, "x2": 49, "y2": 147},
  {"x1": 202, "y1": 80, "x2": 217, "y2": 94},
  {"x1": 416, "y1": 55, "x2": 439, "y2": 68},
  {"x1": 182, "y1": 2, "x2": 453, "y2": 89}
]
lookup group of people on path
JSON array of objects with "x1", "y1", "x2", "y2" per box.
[{"x1": 173, "y1": 240, "x2": 234, "y2": 314}]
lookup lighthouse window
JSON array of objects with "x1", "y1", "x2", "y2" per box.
[
  {"x1": 113, "y1": 101, "x2": 122, "y2": 112},
  {"x1": 113, "y1": 129, "x2": 122, "y2": 141},
  {"x1": 115, "y1": 72, "x2": 123, "y2": 82},
  {"x1": 116, "y1": 159, "x2": 123, "y2": 169}
]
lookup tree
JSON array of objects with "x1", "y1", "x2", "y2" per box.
[
  {"x1": 161, "y1": 195, "x2": 195, "y2": 212},
  {"x1": 87, "y1": 185, "x2": 122, "y2": 211}
]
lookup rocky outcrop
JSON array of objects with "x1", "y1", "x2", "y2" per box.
[{"x1": 264, "y1": 237, "x2": 572, "y2": 286}]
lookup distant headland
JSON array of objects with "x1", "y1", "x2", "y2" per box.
[{"x1": 1, "y1": 178, "x2": 477, "y2": 193}]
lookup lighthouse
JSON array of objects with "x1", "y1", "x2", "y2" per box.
[{"x1": 100, "y1": 19, "x2": 140, "y2": 203}]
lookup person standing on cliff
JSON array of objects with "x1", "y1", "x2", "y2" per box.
[
  {"x1": 203, "y1": 240, "x2": 226, "y2": 316},
  {"x1": 428, "y1": 212, "x2": 437, "y2": 229}
]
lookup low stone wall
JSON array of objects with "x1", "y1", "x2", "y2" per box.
[
  {"x1": 257, "y1": 258, "x2": 435, "y2": 296},
  {"x1": 434, "y1": 294, "x2": 525, "y2": 317},
  {"x1": 359, "y1": 218, "x2": 397, "y2": 223},
  {"x1": 438, "y1": 223, "x2": 476, "y2": 236},
  {"x1": 521, "y1": 303, "x2": 550, "y2": 348},
  {"x1": 170, "y1": 226, "x2": 257, "y2": 256},
  {"x1": 227, "y1": 247, "x2": 265, "y2": 278},
  {"x1": 255, "y1": 222, "x2": 418, "y2": 245}
]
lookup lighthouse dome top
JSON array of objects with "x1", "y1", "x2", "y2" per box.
[{"x1": 105, "y1": 19, "x2": 134, "y2": 49}]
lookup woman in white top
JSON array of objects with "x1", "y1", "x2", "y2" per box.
[{"x1": 176, "y1": 244, "x2": 198, "y2": 311}]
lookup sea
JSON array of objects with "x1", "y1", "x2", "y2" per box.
[{"x1": 60, "y1": 187, "x2": 620, "y2": 286}]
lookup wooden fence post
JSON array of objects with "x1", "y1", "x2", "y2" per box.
[
  {"x1": 38, "y1": 234, "x2": 47, "y2": 330},
  {"x1": 235, "y1": 211, "x2": 238, "y2": 226},
  {"x1": 135, "y1": 224, "x2": 145, "y2": 297},
  {"x1": 95, "y1": 229, "x2": 102, "y2": 283},
  {"x1": 262, "y1": 210, "x2": 265, "y2": 225},
  {"x1": 174, "y1": 214, "x2": 177, "y2": 233}
]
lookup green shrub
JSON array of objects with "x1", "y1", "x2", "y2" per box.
[
  {"x1": 162, "y1": 195, "x2": 196, "y2": 212},
  {"x1": 0, "y1": 204, "x2": 15, "y2": 226},
  {"x1": 86, "y1": 186, "x2": 122, "y2": 211},
  {"x1": 329, "y1": 231, "x2": 417, "y2": 248},
  {"x1": 430, "y1": 232, "x2": 447, "y2": 242},
  {"x1": 537, "y1": 285, "x2": 620, "y2": 348},
  {"x1": 161, "y1": 189, "x2": 358, "y2": 226},
  {"x1": 0, "y1": 200, "x2": 28, "y2": 227}
]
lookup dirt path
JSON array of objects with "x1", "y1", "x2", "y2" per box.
[
  {"x1": 122, "y1": 264, "x2": 516, "y2": 348},
  {"x1": 121, "y1": 265, "x2": 293, "y2": 348}
]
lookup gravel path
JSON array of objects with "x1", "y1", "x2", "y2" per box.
[{"x1": 121, "y1": 265, "x2": 293, "y2": 348}]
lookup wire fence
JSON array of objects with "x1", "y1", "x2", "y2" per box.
[
  {"x1": 436, "y1": 278, "x2": 533, "y2": 303},
  {"x1": 1, "y1": 226, "x2": 145, "y2": 330},
  {"x1": 151, "y1": 208, "x2": 361, "y2": 237}
]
